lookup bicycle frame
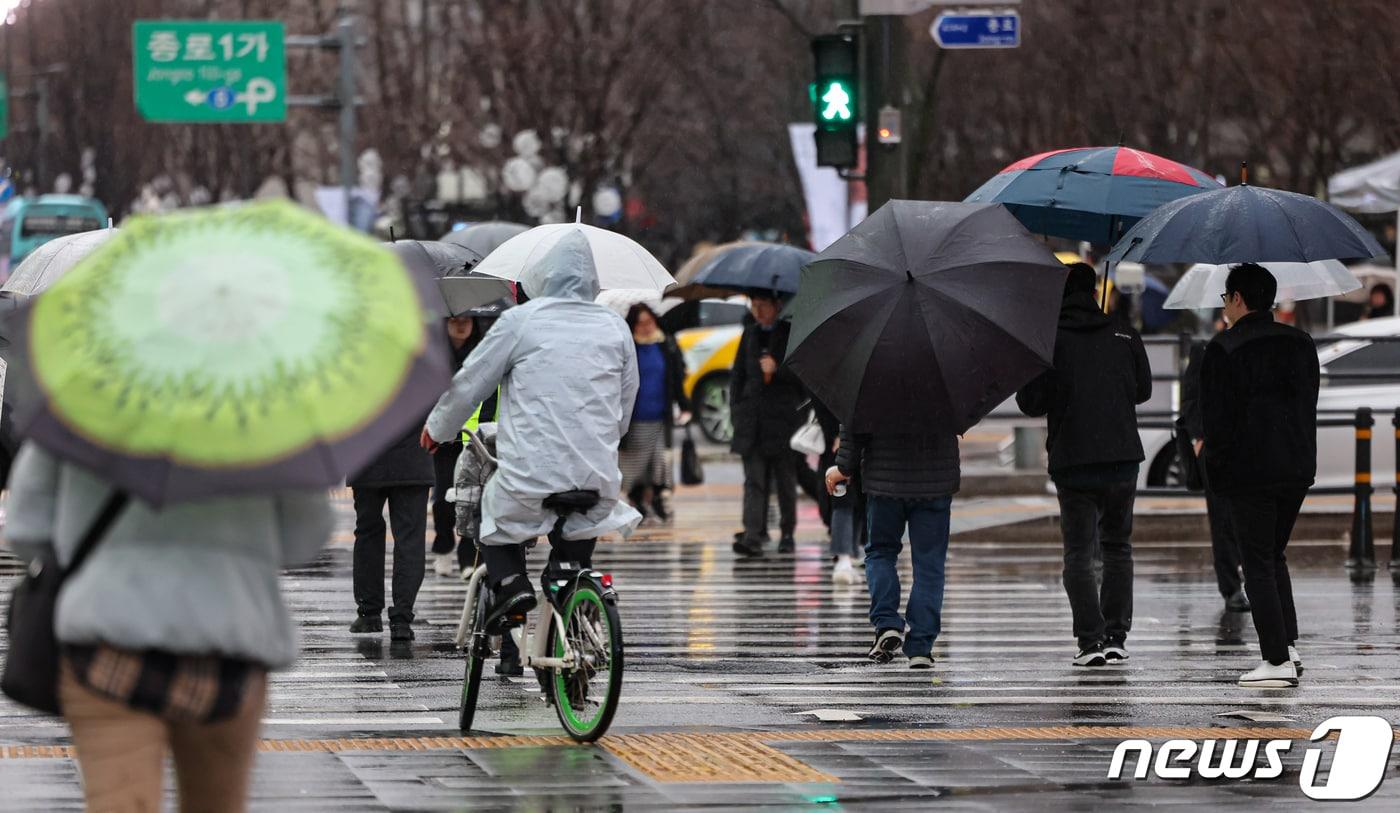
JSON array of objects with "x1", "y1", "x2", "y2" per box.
[{"x1": 455, "y1": 563, "x2": 577, "y2": 670}]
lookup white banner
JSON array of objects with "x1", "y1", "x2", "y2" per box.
[{"x1": 787, "y1": 123, "x2": 867, "y2": 252}]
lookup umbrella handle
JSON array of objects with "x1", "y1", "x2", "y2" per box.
[{"x1": 463, "y1": 426, "x2": 498, "y2": 468}]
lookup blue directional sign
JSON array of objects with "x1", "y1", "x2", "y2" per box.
[{"x1": 931, "y1": 12, "x2": 1020, "y2": 49}]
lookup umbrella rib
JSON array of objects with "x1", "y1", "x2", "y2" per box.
[{"x1": 914, "y1": 269, "x2": 1057, "y2": 363}]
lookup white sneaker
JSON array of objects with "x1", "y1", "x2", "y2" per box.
[
  {"x1": 432, "y1": 553, "x2": 458, "y2": 578},
  {"x1": 1289, "y1": 645, "x2": 1303, "y2": 674},
  {"x1": 908, "y1": 655, "x2": 934, "y2": 670},
  {"x1": 831, "y1": 556, "x2": 856, "y2": 586},
  {"x1": 1238, "y1": 660, "x2": 1298, "y2": 688}
]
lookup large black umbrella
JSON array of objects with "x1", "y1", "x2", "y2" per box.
[
  {"x1": 786, "y1": 200, "x2": 1067, "y2": 434},
  {"x1": 1104, "y1": 183, "x2": 1387, "y2": 265}
]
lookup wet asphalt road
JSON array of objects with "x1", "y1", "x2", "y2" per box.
[{"x1": 1, "y1": 460, "x2": 1399, "y2": 810}]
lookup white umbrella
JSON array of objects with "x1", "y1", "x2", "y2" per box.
[
  {"x1": 596, "y1": 288, "x2": 662, "y2": 317},
  {"x1": 1164, "y1": 260, "x2": 1361, "y2": 309},
  {"x1": 3, "y1": 228, "x2": 118, "y2": 296},
  {"x1": 472, "y1": 220, "x2": 675, "y2": 294}
]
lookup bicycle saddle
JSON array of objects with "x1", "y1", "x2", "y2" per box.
[{"x1": 543, "y1": 490, "x2": 600, "y2": 515}]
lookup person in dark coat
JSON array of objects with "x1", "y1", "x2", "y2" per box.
[
  {"x1": 1016, "y1": 264, "x2": 1152, "y2": 667},
  {"x1": 730, "y1": 294, "x2": 804, "y2": 557},
  {"x1": 430, "y1": 315, "x2": 500, "y2": 578},
  {"x1": 619, "y1": 303, "x2": 691, "y2": 524},
  {"x1": 827, "y1": 424, "x2": 959, "y2": 669},
  {"x1": 1177, "y1": 324, "x2": 1250, "y2": 613},
  {"x1": 1200, "y1": 263, "x2": 1319, "y2": 689},
  {"x1": 349, "y1": 421, "x2": 435, "y2": 641}
]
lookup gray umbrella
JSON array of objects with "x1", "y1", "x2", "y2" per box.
[
  {"x1": 785, "y1": 200, "x2": 1067, "y2": 434},
  {"x1": 441, "y1": 221, "x2": 529, "y2": 258},
  {"x1": 1104, "y1": 184, "x2": 1387, "y2": 265},
  {"x1": 386, "y1": 240, "x2": 485, "y2": 317}
]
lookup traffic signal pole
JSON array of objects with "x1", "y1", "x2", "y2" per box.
[{"x1": 862, "y1": 14, "x2": 908, "y2": 211}]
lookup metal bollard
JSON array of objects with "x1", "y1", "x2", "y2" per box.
[
  {"x1": 1392, "y1": 408, "x2": 1400, "y2": 570},
  {"x1": 1347, "y1": 407, "x2": 1376, "y2": 570}
]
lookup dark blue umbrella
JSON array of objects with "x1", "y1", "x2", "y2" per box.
[
  {"x1": 681, "y1": 242, "x2": 815, "y2": 298},
  {"x1": 1105, "y1": 183, "x2": 1387, "y2": 265},
  {"x1": 965, "y1": 146, "x2": 1222, "y2": 244}
]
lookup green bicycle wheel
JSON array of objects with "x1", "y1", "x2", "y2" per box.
[
  {"x1": 459, "y1": 587, "x2": 490, "y2": 732},
  {"x1": 548, "y1": 581, "x2": 623, "y2": 742}
]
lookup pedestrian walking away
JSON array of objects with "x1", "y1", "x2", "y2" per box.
[
  {"x1": 1200, "y1": 263, "x2": 1319, "y2": 689},
  {"x1": 827, "y1": 424, "x2": 959, "y2": 670},
  {"x1": 350, "y1": 423, "x2": 435, "y2": 641},
  {"x1": 1178, "y1": 329, "x2": 1250, "y2": 613},
  {"x1": 1017, "y1": 263, "x2": 1152, "y2": 668},
  {"x1": 619, "y1": 302, "x2": 691, "y2": 525},
  {"x1": 3, "y1": 444, "x2": 334, "y2": 812},
  {"x1": 431, "y1": 314, "x2": 502, "y2": 578},
  {"x1": 730, "y1": 294, "x2": 804, "y2": 557},
  {"x1": 422, "y1": 230, "x2": 641, "y2": 632}
]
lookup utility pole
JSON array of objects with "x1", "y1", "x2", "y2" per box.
[
  {"x1": 862, "y1": 14, "x2": 909, "y2": 211},
  {"x1": 336, "y1": 5, "x2": 358, "y2": 220}
]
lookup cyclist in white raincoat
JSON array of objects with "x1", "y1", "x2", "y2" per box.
[{"x1": 422, "y1": 229, "x2": 641, "y2": 624}]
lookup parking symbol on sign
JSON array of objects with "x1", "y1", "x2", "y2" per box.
[{"x1": 207, "y1": 87, "x2": 236, "y2": 110}]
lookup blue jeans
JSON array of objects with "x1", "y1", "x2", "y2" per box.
[{"x1": 864, "y1": 495, "x2": 952, "y2": 657}]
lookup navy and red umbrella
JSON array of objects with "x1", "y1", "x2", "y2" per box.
[{"x1": 964, "y1": 146, "x2": 1222, "y2": 245}]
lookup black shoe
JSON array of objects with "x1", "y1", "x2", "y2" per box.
[
  {"x1": 868, "y1": 628, "x2": 903, "y2": 664},
  {"x1": 1073, "y1": 641, "x2": 1107, "y2": 667},
  {"x1": 732, "y1": 538, "x2": 765, "y2": 558},
  {"x1": 1103, "y1": 639, "x2": 1129, "y2": 663},
  {"x1": 1226, "y1": 588, "x2": 1251, "y2": 613},
  {"x1": 496, "y1": 656, "x2": 524, "y2": 677},
  {"x1": 349, "y1": 614, "x2": 382, "y2": 634},
  {"x1": 484, "y1": 575, "x2": 537, "y2": 634},
  {"x1": 389, "y1": 621, "x2": 414, "y2": 641},
  {"x1": 777, "y1": 536, "x2": 796, "y2": 554}
]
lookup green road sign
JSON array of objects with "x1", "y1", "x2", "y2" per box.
[
  {"x1": 133, "y1": 20, "x2": 286, "y2": 123},
  {"x1": 0, "y1": 73, "x2": 8, "y2": 139}
]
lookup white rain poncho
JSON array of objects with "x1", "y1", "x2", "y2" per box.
[{"x1": 426, "y1": 230, "x2": 642, "y2": 545}]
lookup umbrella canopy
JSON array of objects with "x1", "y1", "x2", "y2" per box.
[
  {"x1": 964, "y1": 146, "x2": 1221, "y2": 244},
  {"x1": 1104, "y1": 184, "x2": 1387, "y2": 265},
  {"x1": 387, "y1": 239, "x2": 485, "y2": 317},
  {"x1": 7, "y1": 200, "x2": 453, "y2": 506},
  {"x1": 473, "y1": 223, "x2": 675, "y2": 295},
  {"x1": 440, "y1": 221, "x2": 529, "y2": 257},
  {"x1": 2, "y1": 228, "x2": 118, "y2": 297},
  {"x1": 437, "y1": 275, "x2": 516, "y2": 317},
  {"x1": 786, "y1": 200, "x2": 1067, "y2": 434},
  {"x1": 671, "y1": 242, "x2": 814, "y2": 300},
  {"x1": 1165, "y1": 261, "x2": 1360, "y2": 310},
  {"x1": 1328, "y1": 150, "x2": 1400, "y2": 214}
]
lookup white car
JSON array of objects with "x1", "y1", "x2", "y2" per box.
[{"x1": 1140, "y1": 316, "x2": 1400, "y2": 490}]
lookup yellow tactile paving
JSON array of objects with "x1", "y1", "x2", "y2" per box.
[{"x1": 602, "y1": 732, "x2": 838, "y2": 783}]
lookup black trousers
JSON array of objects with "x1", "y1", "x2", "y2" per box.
[
  {"x1": 1205, "y1": 486, "x2": 1244, "y2": 598},
  {"x1": 1219, "y1": 489, "x2": 1306, "y2": 665},
  {"x1": 430, "y1": 442, "x2": 472, "y2": 567},
  {"x1": 741, "y1": 452, "x2": 797, "y2": 544},
  {"x1": 352, "y1": 485, "x2": 429, "y2": 624},
  {"x1": 1055, "y1": 479, "x2": 1136, "y2": 648}
]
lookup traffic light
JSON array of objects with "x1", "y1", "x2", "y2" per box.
[{"x1": 811, "y1": 33, "x2": 859, "y2": 168}]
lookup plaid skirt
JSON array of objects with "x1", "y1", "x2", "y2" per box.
[{"x1": 619, "y1": 421, "x2": 669, "y2": 494}]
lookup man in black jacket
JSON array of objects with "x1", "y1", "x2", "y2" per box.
[
  {"x1": 827, "y1": 427, "x2": 960, "y2": 669},
  {"x1": 1017, "y1": 264, "x2": 1152, "y2": 667},
  {"x1": 1201, "y1": 263, "x2": 1318, "y2": 689},
  {"x1": 730, "y1": 295, "x2": 804, "y2": 557}
]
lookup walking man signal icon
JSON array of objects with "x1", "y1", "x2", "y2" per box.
[{"x1": 820, "y1": 82, "x2": 852, "y2": 122}]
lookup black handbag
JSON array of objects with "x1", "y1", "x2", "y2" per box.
[
  {"x1": 3, "y1": 492, "x2": 128, "y2": 714},
  {"x1": 680, "y1": 424, "x2": 704, "y2": 486}
]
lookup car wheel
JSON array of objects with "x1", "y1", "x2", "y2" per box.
[
  {"x1": 694, "y1": 374, "x2": 732, "y2": 445},
  {"x1": 1146, "y1": 444, "x2": 1185, "y2": 487}
]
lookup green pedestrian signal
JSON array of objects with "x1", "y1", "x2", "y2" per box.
[
  {"x1": 810, "y1": 34, "x2": 859, "y2": 168},
  {"x1": 819, "y1": 80, "x2": 853, "y2": 123}
]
